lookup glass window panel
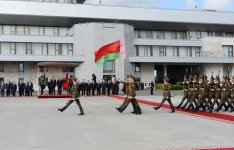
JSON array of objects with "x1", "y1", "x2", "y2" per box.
[
  {"x1": 16, "y1": 43, "x2": 26, "y2": 55},
  {"x1": 42, "y1": 44, "x2": 47, "y2": 55},
  {"x1": 39, "y1": 27, "x2": 44, "y2": 35},
  {"x1": 1, "y1": 43, "x2": 10, "y2": 55},
  {"x1": 32, "y1": 43, "x2": 43, "y2": 55},
  {"x1": 179, "y1": 47, "x2": 187, "y2": 57},
  {"x1": 166, "y1": 46, "x2": 173, "y2": 57},
  {"x1": 16, "y1": 26, "x2": 25, "y2": 35},
  {"x1": 25, "y1": 26, "x2": 30, "y2": 35},
  {"x1": 3, "y1": 25, "x2": 11, "y2": 35},
  {"x1": 45, "y1": 27, "x2": 54, "y2": 36},
  {"x1": 48, "y1": 44, "x2": 56, "y2": 55},
  {"x1": 30, "y1": 26, "x2": 40, "y2": 35},
  {"x1": 59, "y1": 28, "x2": 68, "y2": 36},
  {"x1": 10, "y1": 26, "x2": 16, "y2": 35},
  {"x1": 0, "y1": 25, "x2": 2, "y2": 34},
  {"x1": 152, "y1": 46, "x2": 159, "y2": 56},
  {"x1": 62, "y1": 44, "x2": 68, "y2": 55}
]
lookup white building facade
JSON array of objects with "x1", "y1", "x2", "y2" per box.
[{"x1": 0, "y1": 0, "x2": 234, "y2": 89}]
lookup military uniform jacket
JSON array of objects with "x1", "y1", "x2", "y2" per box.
[
  {"x1": 221, "y1": 82, "x2": 232, "y2": 95},
  {"x1": 198, "y1": 82, "x2": 208, "y2": 96},
  {"x1": 126, "y1": 81, "x2": 136, "y2": 98},
  {"x1": 231, "y1": 82, "x2": 234, "y2": 98},
  {"x1": 163, "y1": 83, "x2": 171, "y2": 98},
  {"x1": 183, "y1": 81, "x2": 188, "y2": 95},
  {"x1": 71, "y1": 83, "x2": 79, "y2": 99}
]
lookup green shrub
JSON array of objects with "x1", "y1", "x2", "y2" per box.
[
  {"x1": 155, "y1": 83, "x2": 164, "y2": 89},
  {"x1": 155, "y1": 82, "x2": 183, "y2": 90}
]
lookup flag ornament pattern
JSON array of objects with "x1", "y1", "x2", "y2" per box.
[
  {"x1": 63, "y1": 72, "x2": 69, "y2": 90},
  {"x1": 94, "y1": 40, "x2": 126, "y2": 66}
]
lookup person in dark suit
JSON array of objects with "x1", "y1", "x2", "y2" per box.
[
  {"x1": 101, "y1": 80, "x2": 106, "y2": 95},
  {"x1": 12, "y1": 81, "x2": 17, "y2": 97},
  {"x1": 39, "y1": 76, "x2": 45, "y2": 95},
  {"x1": 57, "y1": 78, "x2": 63, "y2": 95},
  {"x1": 150, "y1": 81, "x2": 155, "y2": 95},
  {"x1": 22, "y1": 81, "x2": 25, "y2": 96},
  {"x1": 0, "y1": 81, "x2": 5, "y2": 97},
  {"x1": 51, "y1": 77, "x2": 56, "y2": 95},
  {"x1": 80, "y1": 79, "x2": 86, "y2": 96},
  {"x1": 6, "y1": 81, "x2": 11, "y2": 97},
  {"x1": 91, "y1": 81, "x2": 96, "y2": 96},
  {"x1": 18, "y1": 80, "x2": 23, "y2": 96},
  {"x1": 29, "y1": 80, "x2": 33, "y2": 96},
  {"x1": 25, "y1": 81, "x2": 30, "y2": 96},
  {"x1": 48, "y1": 80, "x2": 52, "y2": 95},
  {"x1": 86, "y1": 80, "x2": 91, "y2": 96},
  {"x1": 96, "y1": 81, "x2": 101, "y2": 96}
]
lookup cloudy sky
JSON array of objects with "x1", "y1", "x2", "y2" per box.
[{"x1": 84, "y1": 0, "x2": 234, "y2": 12}]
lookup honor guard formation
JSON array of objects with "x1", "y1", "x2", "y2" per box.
[{"x1": 176, "y1": 74, "x2": 234, "y2": 113}]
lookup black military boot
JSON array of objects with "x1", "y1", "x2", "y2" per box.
[
  {"x1": 57, "y1": 100, "x2": 74, "y2": 112},
  {"x1": 116, "y1": 106, "x2": 127, "y2": 113},
  {"x1": 153, "y1": 106, "x2": 159, "y2": 111},
  {"x1": 228, "y1": 104, "x2": 234, "y2": 112},
  {"x1": 134, "y1": 106, "x2": 142, "y2": 115},
  {"x1": 75, "y1": 99, "x2": 84, "y2": 115}
]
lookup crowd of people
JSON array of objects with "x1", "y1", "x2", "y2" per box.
[
  {"x1": 176, "y1": 74, "x2": 234, "y2": 113},
  {"x1": 0, "y1": 80, "x2": 33, "y2": 97},
  {"x1": 39, "y1": 75, "x2": 126, "y2": 96}
]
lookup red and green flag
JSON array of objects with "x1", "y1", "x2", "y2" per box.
[{"x1": 94, "y1": 40, "x2": 125, "y2": 66}]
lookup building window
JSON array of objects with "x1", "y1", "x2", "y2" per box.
[
  {"x1": 0, "y1": 25, "x2": 2, "y2": 34},
  {"x1": 159, "y1": 46, "x2": 166, "y2": 56},
  {"x1": 68, "y1": 44, "x2": 73, "y2": 55},
  {"x1": 103, "y1": 60, "x2": 115, "y2": 73},
  {"x1": 19, "y1": 63, "x2": 24, "y2": 72},
  {"x1": 207, "y1": 32, "x2": 213, "y2": 37},
  {"x1": 62, "y1": 67, "x2": 74, "y2": 72},
  {"x1": 135, "y1": 63, "x2": 141, "y2": 72},
  {"x1": 19, "y1": 78, "x2": 24, "y2": 82},
  {"x1": 223, "y1": 45, "x2": 233, "y2": 58},
  {"x1": 10, "y1": 43, "x2": 16, "y2": 55},
  {"x1": 225, "y1": 32, "x2": 233, "y2": 37},
  {"x1": 0, "y1": 63, "x2": 4, "y2": 72},
  {"x1": 39, "y1": 67, "x2": 48, "y2": 72},
  {"x1": 215, "y1": 32, "x2": 224, "y2": 37},
  {"x1": 195, "y1": 47, "x2": 201, "y2": 57},
  {"x1": 26, "y1": 43, "x2": 32, "y2": 55}
]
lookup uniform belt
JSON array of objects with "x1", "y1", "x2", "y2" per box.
[
  {"x1": 193, "y1": 88, "x2": 197, "y2": 90},
  {"x1": 211, "y1": 89, "x2": 214, "y2": 91},
  {"x1": 184, "y1": 89, "x2": 187, "y2": 91},
  {"x1": 200, "y1": 88, "x2": 204, "y2": 90}
]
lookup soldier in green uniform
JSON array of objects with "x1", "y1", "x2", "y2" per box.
[
  {"x1": 153, "y1": 76, "x2": 175, "y2": 113},
  {"x1": 194, "y1": 76, "x2": 212, "y2": 112},
  {"x1": 58, "y1": 77, "x2": 84, "y2": 115},
  {"x1": 180, "y1": 75, "x2": 193, "y2": 109},
  {"x1": 227, "y1": 76, "x2": 234, "y2": 112},
  {"x1": 215, "y1": 76, "x2": 232, "y2": 112},
  {"x1": 185, "y1": 75, "x2": 199, "y2": 111},
  {"x1": 207, "y1": 75, "x2": 215, "y2": 106},
  {"x1": 211, "y1": 76, "x2": 221, "y2": 109},
  {"x1": 116, "y1": 75, "x2": 142, "y2": 115},
  {"x1": 176, "y1": 75, "x2": 189, "y2": 109}
]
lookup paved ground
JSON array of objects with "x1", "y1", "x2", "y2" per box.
[{"x1": 0, "y1": 95, "x2": 234, "y2": 150}]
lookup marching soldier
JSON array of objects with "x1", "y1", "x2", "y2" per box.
[
  {"x1": 153, "y1": 76, "x2": 175, "y2": 113},
  {"x1": 211, "y1": 76, "x2": 221, "y2": 109},
  {"x1": 58, "y1": 77, "x2": 84, "y2": 115},
  {"x1": 176, "y1": 75, "x2": 189, "y2": 109},
  {"x1": 180, "y1": 75, "x2": 194, "y2": 109},
  {"x1": 227, "y1": 76, "x2": 234, "y2": 112},
  {"x1": 116, "y1": 75, "x2": 142, "y2": 115},
  {"x1": 215, "y1": 76, "x2": 232, "y2": 112},
  {"x1": 185, "y1": 75, "x2": 199, "y2": 111},
  {"x1": 207, "y1": 75, "x2": 215, "y2": 106},
  {"x1": 194, "y1": 76, "x2": 212, "y2": 112}
]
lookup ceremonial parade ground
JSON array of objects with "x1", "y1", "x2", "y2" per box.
[{"x1": 0, "y1": 92, "x2": 233, "y2": 150}]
